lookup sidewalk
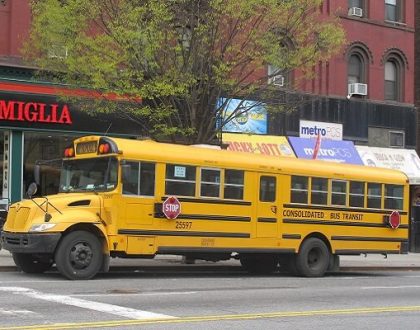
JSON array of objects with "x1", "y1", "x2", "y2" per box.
[{"x1": 1, "y1": 248, "x2": 420, "y2": 272}]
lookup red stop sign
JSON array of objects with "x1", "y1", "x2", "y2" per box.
[
  {"x1": 162, "y1": 196, "x2": 181, "y2": 219},
  {"x1": 389, "y1": 211, "x2": 401, "y2": 229}
]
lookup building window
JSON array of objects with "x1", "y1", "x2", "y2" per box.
[
  {"x1": 389, "y1": 131, "x2": 404, "y2": 147},
  {"x1": 348, "y1": 0, "x2": 365, "y2": 17},
  {"x1": 385, "y1": 0, "x2": 402, "y2": 22},
  {"x1": 384, "y1": 61, "x2": 398, "y2": 101},
  {"x1": 348, "y1": 54, "x2": 364, "y2": 84}
]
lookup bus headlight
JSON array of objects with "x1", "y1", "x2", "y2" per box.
[{"x1": 29, "y1": 223, "x2": 57, "y2": 232}]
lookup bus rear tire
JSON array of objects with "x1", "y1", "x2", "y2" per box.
[
  {"x1": 295, "y1": 238, "x2": 329, "y2": 277},
  {"x1": 12, "y1": 253, "x2": 53, "y2": 273},
  {"x1": 240, "y1": 254, "x2": 278, "y2": 274},
  {"x1": 55, "y1": 231, "x2": 103, "y2": 280}
]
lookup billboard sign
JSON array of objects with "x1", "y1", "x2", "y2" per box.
[
  {"x1": 288, "y1": 137, "x2": 363, "y2": 164},
  {"x1": 222, "y1": 133, "x2": 295, "y2": 157},
  {"x1": 299, "y1": 120, "x2": 343, "y2": 140},
  {"x1": 217, "y1": 98, "x2": 267, "y2": 134}
]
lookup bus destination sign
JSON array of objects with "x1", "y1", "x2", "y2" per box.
[{"x1": 76, "y1": 141, "x2": 97, "y2": 154}]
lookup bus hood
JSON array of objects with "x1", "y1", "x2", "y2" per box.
[{"x1": 3, "y1": 193, "x2": 103, "y2": 232}]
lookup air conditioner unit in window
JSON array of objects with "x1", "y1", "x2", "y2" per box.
[
  {"x1": 270, "y1": 75, "x2": 285, "y2": 87},
  {"x1": 348, "y1": 7, "x2": 363, "y2": 17},
  {"x1": 348, "y1": 83, "x2": 368, "y2": 96}
]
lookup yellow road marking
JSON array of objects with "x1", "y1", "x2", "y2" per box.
[{"x1": 1, "y1": 305, "x2": 420, "y2": 329}]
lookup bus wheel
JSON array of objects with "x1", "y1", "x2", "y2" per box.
[
  {"x1": 55, "y1": 231, "x2": 103, "y2": 280},
  {"x1": 240, "y1": 255, "x2": 278, "y2": 274},
  {"x1": 12, "y1": 253, "x2": 53, "y2": 273},
  {"x1": 295, "y1": 238, "x2": 329, "y2": 277}
]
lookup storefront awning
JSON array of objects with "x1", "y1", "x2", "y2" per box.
[
  {"x1": 355, "y1": 146, "x2": 420, "y2": 184},
  {"x1": 222, "y1": 133, "x2": 295, "y2": 157}
]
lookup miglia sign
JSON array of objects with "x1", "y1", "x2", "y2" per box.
[{"x1": 0, "y1": 99, "x2": 72, "y2": 124}]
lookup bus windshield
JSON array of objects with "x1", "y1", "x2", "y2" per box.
[{"x1": 59, "y1": 157, "x2": 118, "y2": 193}]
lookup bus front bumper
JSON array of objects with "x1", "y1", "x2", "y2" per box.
[{"x1": 0, "y1": 231, "x2": 61, "y2": 254}]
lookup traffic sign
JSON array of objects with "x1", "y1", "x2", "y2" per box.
[
  {"x1": 162, "y1": 196, "x2": 181, "y2": 219},
  {"x1": 389, "y1": 211, "x2": 401, "y2": 229}
]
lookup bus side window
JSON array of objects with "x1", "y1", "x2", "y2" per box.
[
  {"x1": 291, "y1": 176, "x2": 308, "y2": 203},
  {"x1": 200, "y1": 168, "x2": 221, "y2": 198},
  {"x1": 165, "y1": 164, "x2": 196, "y2": 197},
  {"x1": 224, "y1": 170, "x2": 244, "y2": 200},
  {"x1": 331, "y1": 180, "x2": 347, "y2": 206},
  {"x1": 311, "y1": 177, "x2": 328, "y2": 205},
  {"x1": 122, "y1": 162, "x2": 139, "y2": 195},
  {"x1": 385, "y1": 184, "x2": 404, "y2": 210},
  {"x1": 349, "y1": 181, "x2": 365, "y2": 207},
  {"x1": 260, "y1": 176, "x2": 276, "y2": 202},
  {"x1": 140, "y1": 162, "x2": 155, "y2": 196},
  {"x1": 367, "y1": 183, "x2": 382, "y2": 209}
]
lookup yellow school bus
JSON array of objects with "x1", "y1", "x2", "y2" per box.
[{"x1": 0, "y1": 135, "x2": 409, "y2": 279}]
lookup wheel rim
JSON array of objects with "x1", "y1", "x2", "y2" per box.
[
  {"x1": 307, "y1": 247, "x2": 322, "y2": 269},
  {"x1": 69, "y1": 242, "x2": 93, "y2": 270}
]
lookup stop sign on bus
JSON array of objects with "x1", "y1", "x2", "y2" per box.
[{"x1": 162, "y1": 196, "x2": 181, "y2": 219}]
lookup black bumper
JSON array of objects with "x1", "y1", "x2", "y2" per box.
[{"x1": 0, "y1": 231, "x2": 61, "y2": 254}]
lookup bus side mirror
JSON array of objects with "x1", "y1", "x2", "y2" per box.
[
  {"x1": 27, "y1": 182, "x2": 38, "y2": 199},
  {"x1": 34, "y1": 164, "x2": 41, "y2": 185},
  {"x1": 121, "y1": 164, "x2": 131, "y2": 182}
]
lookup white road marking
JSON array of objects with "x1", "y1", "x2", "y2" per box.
[
  {"x1": 0, "y1": 287, "x2": 175, "y2": 320},
  {"x1": 362, "y1": 285, "x2": 420, "y2": 290},
  {"x1": 0, "y1": 308, "x2": 35, "y2": 316},
  {"x1": 72, "y1": 291, "x2": 197, "y2": 297}
]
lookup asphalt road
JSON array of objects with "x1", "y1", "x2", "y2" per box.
[{"x1": 1, "y1": 266, "x2": 420, "y2": 329}]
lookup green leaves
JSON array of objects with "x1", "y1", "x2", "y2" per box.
[{"x1": 25, "y1": 0, "x2": 345, "y2": 143}]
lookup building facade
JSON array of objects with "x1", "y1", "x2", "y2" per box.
[
  {"x1": 269, "y1": 0, "x2": 415, "y2": 148},
  {"x1": 0, "y1": 1, "x2": 141, "y2": 203}
]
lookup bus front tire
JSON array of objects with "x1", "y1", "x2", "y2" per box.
[
  {"x1": 295, "y1": 238, "x2": 330, "y2": 277},
  {"x1": 55, "y1": 231, "x2": 103, "y2": 280},
  {"x1": 12, "y1": 253, "x2": 53, "y2": 273}
]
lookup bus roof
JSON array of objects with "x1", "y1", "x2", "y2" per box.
[{"x1": 80, "y1": 136, "x2": 409, "y2": 184}]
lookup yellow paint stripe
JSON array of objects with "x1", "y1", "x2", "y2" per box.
[{"x1": 2, "y1": 305, "x2": 420, "y2": 330}]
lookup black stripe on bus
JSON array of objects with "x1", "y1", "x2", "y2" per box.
[
  {"x1": 331, "y1": 236, "x2": 408, "y2": 243},
  {"x1": 283, "y1": 203, "x2": 408, "y2": 215},
  {"x1": 177, "y1": 214, "x2": 251, "y2": 222},
  {"x1": 335, "y1": 249, "x2": 403, "y2": 255},
  {"x1": 283, "y1": 218, "x2": 409, "y2": 229},
  {"x1": 118, "y1": 229, "x2": 250, "y2": 238},
  {"x1": 257, "y1": 217, "x2": 277, "y2": 223},
  {"x1": 161, "y1": 197, "x2": 251, "y2": 206},
  {"x1": 158, "y1": 247, "x2": 295, "y2": 254},
  {"x1": 282, "y1": 234, "x2": 301, "y2": 240}
]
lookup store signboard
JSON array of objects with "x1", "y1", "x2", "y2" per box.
[
  {"x1": 299, "y1": 120, "x2": 343, "y2": 140},
  {"x1": 217, "y1": 98, "x2": 267, "y2": 134},
  {"x1": 356, "y1": 146, "x2": 420, "y2": 184},
  {"x1": 222, "y1": 133, "x2": 295, "y2": 157},
  {"x1": 288, "y1": 136, "x2": 363, "y2": 164}
]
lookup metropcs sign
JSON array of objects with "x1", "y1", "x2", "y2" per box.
[{"x1": 299, "y1": 120, "x2": 343, "y2": 141}]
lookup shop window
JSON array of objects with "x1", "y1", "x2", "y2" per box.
[
  {"x1": 367, "y1": 183, "x2": 382, "y2": 209},
  {"x1": 260, "y1": 176, "x2": 276, "y2": 202},
  {"x1": 311, "y1": 177, "x2": 328, "y2": 205},
  {"x1": 165, "y1": 164, "x2": 196, "y2": 197},
  {"x1": 385, "y1": 184, "x2": 403, "y2": 210},
  {"x1": 23, "y1": 132, "x2": 81, "y2": 197},
  {"x1": 200, "y1": 168, "x2": 221, "y2": 198},
  {"x1": 224, "y1": 169, "x2": 244, "y2": 200},
  {"x1": 291, "y1": 175, "x2": 308, "y2": 204},
  {"x1": 332, "y1": 180, "x2": 347, "y2": 206},
  {"x1": 123, "y1": 161, "x2": 155, "y2": 196},
  {"x1": 350, "y1": 181, "x2": 365, "y2": 207}
]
